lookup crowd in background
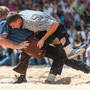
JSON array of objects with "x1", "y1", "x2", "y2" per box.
[{"x1": 0, "y1": 0, "x2": 90, "y2": 66}]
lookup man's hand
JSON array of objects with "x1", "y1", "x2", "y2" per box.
[
  {"x1": 17, "y1": 41, "x2": 29, "y2": 49},
  {"x1": 37, "y1": 39, "x2": 45, "y2": 49}
]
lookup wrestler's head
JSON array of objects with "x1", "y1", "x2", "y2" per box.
[
  {"x1": 0, "y1": 6, "x2": 10, "y2": 20},
  {"x1": 7, "y1": 11, "x2": 23, "y2": 29}
]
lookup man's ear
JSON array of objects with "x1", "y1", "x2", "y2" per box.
[{"x1": 16, "y1": 19, "x2": 21, "y2": 23}]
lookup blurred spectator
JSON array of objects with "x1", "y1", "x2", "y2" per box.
[
  {"x1": 82, "y1": 0, "x2": 88, "y2": 9},
  {"x1": 80, "y1": 20, "x2": 86, "y2": 30},
  {"x1": 36, "y1": 0, "x2": 44, "y2": 11},
  {"x1": 59, "y1": 0, "x2": 67, "y2": 11},
  {"x1": 29, "y1": 57, "x2": 42, "y2": 65},
  {"x1": 63, "y1": 12, "x2": 71, "y2": 29},
  {"x1": 44, "y1": 57, "x2": 53, "y2": 67},
  {"x1": 72, "y1": 10, "x2": 81, "y2": 30},
  {"x1": 67, "y1": 25, "x2": 77, "y2": 43},
  {"x1": 87, "y1": 32, "x2": 90, "y2": 45},
  {"x1": 56, "y1": 4, "x2": 63, "y2": 17},
  {"x1": 43, "y1": 3, "x2": 53, "y2": 16},
  {"x1": 56, "y1": 4, "x2": 64, "y2": 23},
  {"x1": 64, "y1": 3, "x2": 73, "y2": 14},
  {"x1": 49, "y1": 0, "x2": 55, "y2": 12},
  {"x1": 86, "y1": 46, "x2": 90, "y2": 65},
  {"x1": 51, "y1": 12, "x2": 60, "y2": 23},
  {"x1": 74, "y1": 31, "x2": 86, "y2": 47},
  {"x1": 13, "y1": 1, "x2": 20, "y2": 12},
  {"x1": 87, "y1": 0, "x2": 90, "y2": 3},
  {"x1": 7, "y1": 1, "x2": 15, "y2": 11},
  {"x1": 14, "y1": 50, "x2": 20, "y2": 65},
  {"x1": 74, "y1": 0, "x2": 85, "y2": 15},
  {"x1": 0, "y1": 48, "x2": 13, "y2": 65},
  {"x1": 80, "y1": 20, "x2": 87, "y2": 41},
  {"x1": 83, "y1": 3, "x2": 90, "y2": 24},
  {"x1": 19, "y1": 0, "x2": 31, "y2": 10},
  {"x1": 85, "y1": 26, "x2": 90, "y2": 65},
  {"x1": 0, "y1": 46, "x2": 6, "y2": 60},
  {"x1": 0, "y1": 0, "x2": 6, "y2": 5}
]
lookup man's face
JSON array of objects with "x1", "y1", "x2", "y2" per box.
[{"x1": 9, "y1": 19, "x2": 22, "y2": 29}]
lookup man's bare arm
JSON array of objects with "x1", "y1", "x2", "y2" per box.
[
  {"x1": 0, "y1": 37, "x2": 29, "y2": 49},
  {"x1": 42, "y1": 22, "x2": 59, "y2": 41},
  {"x1": 37, "y1": 21, "x2": 59, "y2": 48}
]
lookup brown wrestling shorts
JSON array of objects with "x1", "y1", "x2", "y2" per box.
[{"x1": 21, "y1": 35, "x2": 46, "y2": 59}]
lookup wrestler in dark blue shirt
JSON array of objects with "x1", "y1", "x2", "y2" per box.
[{"x1": 0, "y1": 19, "x2": 33, "y2": 43}]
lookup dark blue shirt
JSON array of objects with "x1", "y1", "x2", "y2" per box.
[{"x1": 0, "y1": 19, "x2": 33, "y2": 43}]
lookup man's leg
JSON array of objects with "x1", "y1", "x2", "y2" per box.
[
  {"x1": 55, "y1": 44, "x2": 90, "y2": 73},
  {"x1": 13, "y1": 52, "x2": 30, "y2": 83},
  {"x1": 44, "y1": 45, "x2": 67, "y2": 84},
  {"x1": 55, "y1": 24, "x2": 85, "y2": 59},
  {"x1": 45, "y1": 46, "x2": 90, "y2": 84},
  {"x1": 65, "y1": 58, "x2": 90, "y2": 74}
]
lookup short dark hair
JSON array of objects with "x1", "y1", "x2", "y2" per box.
[{"x1": 7, "y1": 11, "x2": 21, "y2": 24}]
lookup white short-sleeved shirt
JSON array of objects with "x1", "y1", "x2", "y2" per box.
[{"x1": 19, "y1": 10, "x2": 57, "y2": 33}]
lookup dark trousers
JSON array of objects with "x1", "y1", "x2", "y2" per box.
[
  {"x1": 65, "y1": 59, "x2": 90, "y2": 74},
  {"x1": 13, "y1": 43, "x2": 90, "y2": 75},
  {"x1": 13, "y1": 52, "x2": 30, "y2": 74},
  {"x1": 13, "y1": 47, "x2": 90, "y2": 76},
  {"x1": 13, "y1": 45, "x2": 66, "y2": 75}
]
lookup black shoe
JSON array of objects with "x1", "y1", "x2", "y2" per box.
[
  {"x1": 45, "y1": 79, "x2": 56, "y2": 84},
  {"x1": 14, "y1": 75, "x2": 27, "y2": 84}
]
